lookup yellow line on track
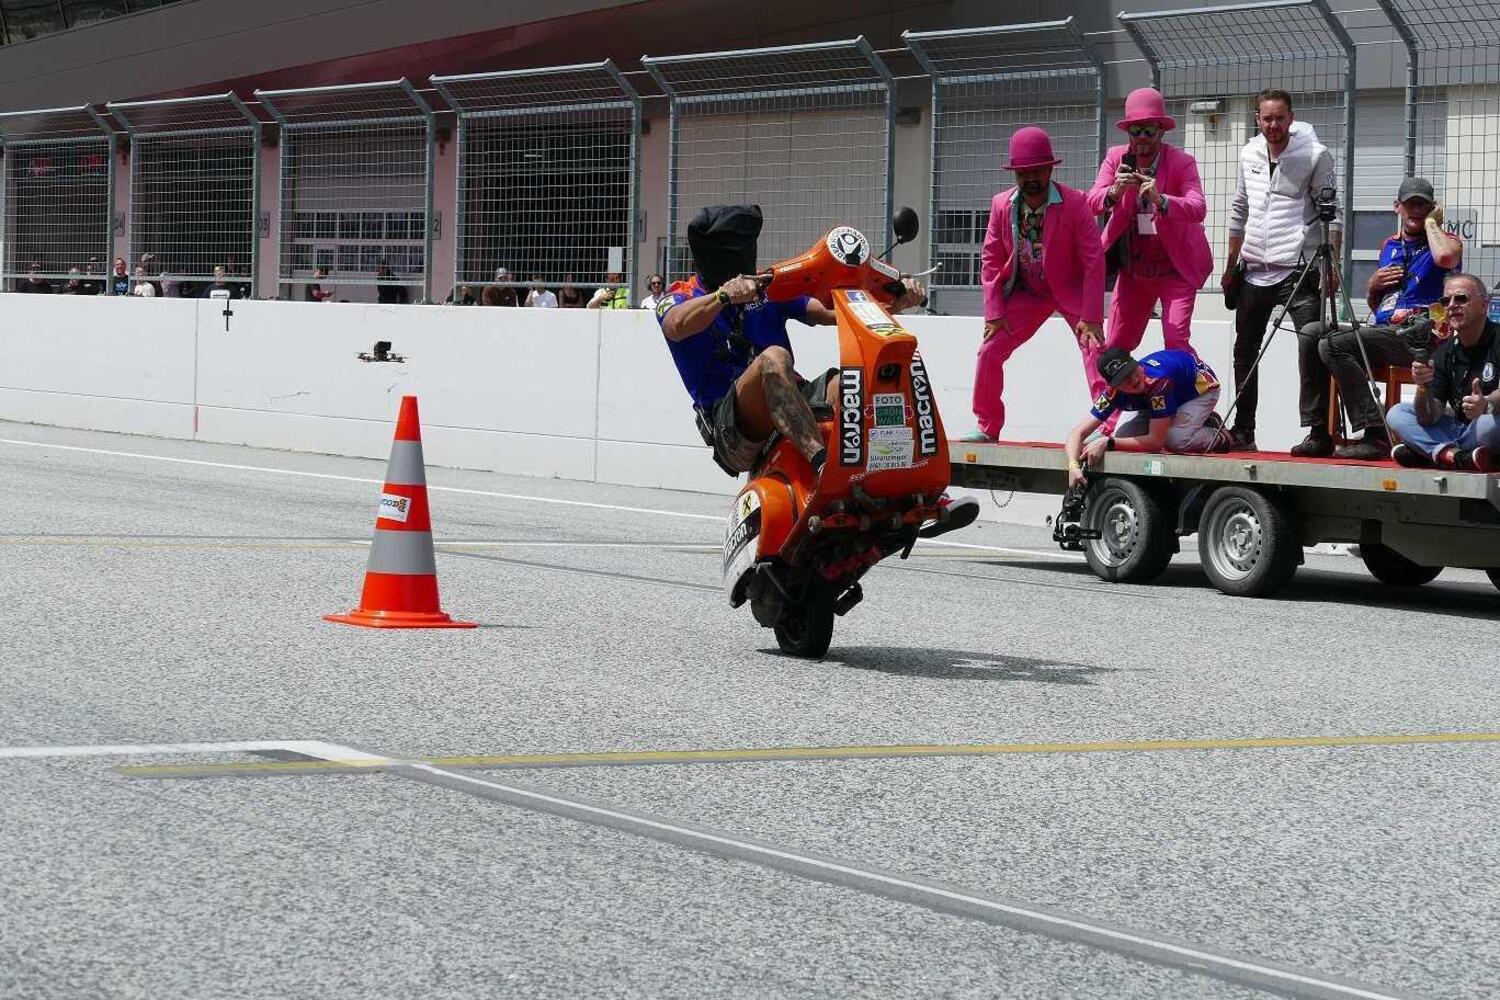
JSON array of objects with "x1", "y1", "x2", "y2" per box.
[{"x1": 116, "y1": 731, "x2": 1500, "y2": 779}]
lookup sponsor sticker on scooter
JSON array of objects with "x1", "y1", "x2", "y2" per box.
[
  {"x1": 378, "y1": 493, "x2": 411, "y2": 523},
  {"x1": 867, "y1": 427, "x2": 915, "y2": 472},
  {"x1": 848, "y1": 299, "x2": 898, "y2": 332},
  {"x1": 872, "y1": 393, "x2": 907, "y2": 428},
  {"x1": 839, "y1": 367, "x2": 864, "y2": 466},
  {"x1": 723, "y1": 490, "x2": 762, "y2": 577},
  {"x1": 909, "y1": 352, "x2": 938, "y2": 456}
]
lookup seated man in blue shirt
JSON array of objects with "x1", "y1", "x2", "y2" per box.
[
  {"x1": 1064, "y1": 347, "x2": 1228, "y2": 488},
  {"x1": 1318, "y1": 177, "x2": 1462, "y2": 460},
  {"x1": 659, "y1": 204, "x2": 976, "y2": 534}
]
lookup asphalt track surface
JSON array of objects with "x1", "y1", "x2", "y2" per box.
[{"x1": 3, "y1": 420, "x2": 1498, "y2": 1000}]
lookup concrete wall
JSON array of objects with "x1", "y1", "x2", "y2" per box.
[{"x1": 0, "y1": 294, "x2": 1309, "y2": 525}]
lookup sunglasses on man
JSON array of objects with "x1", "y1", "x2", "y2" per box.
[
  {"x1": 1439, "y1": 293, "x2": 1473, "y2": 306},
  {"x1": 1128, "y1": 124, "x2": 1160, "y2": 138}
]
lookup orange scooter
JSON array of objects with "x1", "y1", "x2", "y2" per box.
[{"x1": 723, "y1": 210, "x2": 952, "y2": 657}]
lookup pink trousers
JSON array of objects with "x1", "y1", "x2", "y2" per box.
[
  {"x1": 1105, "y1": 272, "x2": 1199, "y2": 358},
  {"x1": 972, "y1": 291, "x2": 1087, "y2": 440}
]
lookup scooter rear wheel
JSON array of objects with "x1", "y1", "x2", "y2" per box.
[{"x1": 773, "y1": 579, "x2": 836, "y2": 659}]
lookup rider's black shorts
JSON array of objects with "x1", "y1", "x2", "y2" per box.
[{"x1": 698, "y1": 367, "x2": 838, "y2": 476}]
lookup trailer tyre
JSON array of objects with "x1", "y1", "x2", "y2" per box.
[
  {"x1": 1083, "y1": 478, "x2": 1175, "y2": 584},
  {"x1": 1360, "y1": 544, "x2": 1442, "y2": 587},
  {"x1": 1198, "y1": 486, "x2": 1299, "y2": 597}
]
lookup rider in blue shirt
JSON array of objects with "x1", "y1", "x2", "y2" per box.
[{"x1": 658, "y1": 204, "x2": 976, "y2": 534}]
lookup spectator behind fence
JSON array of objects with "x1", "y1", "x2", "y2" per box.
[
  {"x1": 18, "y1": 262, "x2": 52, "y2": 293},
  {"x1": 306, "y1": 267, "x2": 334, "y2": 303},
  {"x1": 559, "y1": 274, "x2": 584, "y2": 308},
  {"x1": 81, "y1": 258, "x2": 102, "y2": 296},
  {"x1": 526, "y1": 277, "x2": 558, "y2": 308},
  {"x1": 640, "y1": 274, "x2": 665, "y2": 310},
  {"x1": 1387, "y1": 273, "x2": 1500, "y2": 471},
  {"x1": 588, "y1": 272, "x2": 630, "y2": 309},
  {"x1": 140, "y1": 253, "x2": 165, "y2": 297},
  {"x1": 1319, "y1": 176, "x2": 1462, "y2": 460},
  {"x1": 131, "y1": 266, "x2": 156, "y2": 298},
  {"x1": 965, "y1": 126, "x2": 1106, "y2": 443},
  {"x1": 1223, "y1": 88, "x2": 1341, "y2": 455},
  {"x1": 201, "y1": 265, "x2": 234, "y2": 300},
  {"x1": 59, "y1": 267, "x2": 85, "y2": 295},
  {"x1": 377, "y1": 260, "x2": 409, "y2": 305},
  {"x1": 108, "y1": 258, "x2": 131, "y2": 296},
  {"x1": 1088, "y1": 88, "x2": 1213, "y2": 374},
  {"x1": 446, "y1": 284, "x2": 476, "y2": 306}
]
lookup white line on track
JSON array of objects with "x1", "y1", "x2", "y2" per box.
[
  {"x1": 396, "y1": 761, "x2": 1413, "y2": 1000},
  {"x1": 0, "y1": 739, "x2": 387, "y2": 762},
  {"x1": 0, "y1": 436, "x2": 1083, "y2": 562}
]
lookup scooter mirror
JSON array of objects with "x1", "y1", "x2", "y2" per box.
[{"x1": 892, "y1": 207, "x2": 920, "y2": 244}]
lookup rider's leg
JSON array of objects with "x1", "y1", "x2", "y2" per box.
[{"x1": 732, "y1": 346, "x2": 826, "y2": 467}]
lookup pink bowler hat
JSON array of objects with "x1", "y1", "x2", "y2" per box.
[
  {"x1": 1116, "y1": 87, "x2": 1177, "y2": 132},
  {"x1": 1001, "y1": 126, "x2": 1062, "y2": 170}
]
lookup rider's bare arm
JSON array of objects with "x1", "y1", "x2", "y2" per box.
[
  {"x1": 662, "y1": 277, "x2": 760, "y2": 342},
  {"x1": 1064, "y1": 415, "x2": 1103, "y2": 469}
]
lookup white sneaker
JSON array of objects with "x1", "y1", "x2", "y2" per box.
[{"x1": 959, "y1": 429, "x2": 996, "y2": 443}]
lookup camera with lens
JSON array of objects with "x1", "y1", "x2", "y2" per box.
[
  {"x1": 1314, "y1": 185, "x2": 1339, "y2": 224},
  {"x1": 1050, "y1": 478, "x2": 1100, "y2": 551},
  {"x1": 1396, "y1": 311, "x2": 1440, "y2": 365}
]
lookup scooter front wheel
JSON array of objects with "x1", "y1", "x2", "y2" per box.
[{"x1": 773, "y1": 579, "x2": 836, "y2": 658}]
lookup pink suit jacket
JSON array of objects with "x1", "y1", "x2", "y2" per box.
[
  {"x1": 981, "y1": 182, "x2": 1105, "y2": 325},
  {"x1": 1087, "y1": 143, "x2": 1213, "y2": 289}
]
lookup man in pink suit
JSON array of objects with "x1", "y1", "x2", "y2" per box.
[
  {"x1": 1089, "y1": 88, "x2": 1213, "y2": 367},
  {"x1": 968, "y1": 126, "x2": 1106, "y2": 442}
]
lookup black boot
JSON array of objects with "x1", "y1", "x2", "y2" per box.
[
  {"x1": 1333, "y1": 431, "x2": 1391, "y2": 461},
  {"x1": 1290, "y1": 427, "x2": 1334, "y2": 458}
]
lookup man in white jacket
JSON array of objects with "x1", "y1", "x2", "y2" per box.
[{"x1": 1221, "y1": 89, "x2": 1342, "y2": 455}]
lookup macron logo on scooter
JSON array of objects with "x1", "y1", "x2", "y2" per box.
[
  {"x1": 839, "y1": 367, "x2": 864, "y2": 466},
  {"x1": 910, "y1": 353, "x2": 937, "y2": 456}
]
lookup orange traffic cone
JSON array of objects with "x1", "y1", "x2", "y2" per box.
[{"x1": 324, "y1": 396, "x2": 476, "y2": 629}]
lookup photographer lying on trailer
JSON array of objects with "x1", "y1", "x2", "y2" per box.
[
  {"x1": 1064, "y1": 347, "x2": 1229, "y2": 489},
  {"x1": 1386, "y1": 273, "x2": 1500, "y2": 472}
]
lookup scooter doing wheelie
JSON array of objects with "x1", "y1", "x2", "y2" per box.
[{"x1": 722, "y1": 209, "x2": 954, "y2": 658}]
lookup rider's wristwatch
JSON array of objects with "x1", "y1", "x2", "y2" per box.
[
  {"x1": 1105, "y1": 436, "x2": 1117, "y2": 451},
  {"x1": 714, "y1": 289, "x2": 732, "y2": 308}
]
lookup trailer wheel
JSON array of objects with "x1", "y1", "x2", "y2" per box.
[
  {"x1": 1083, "y1": 478, "x2": 1174, "y2": 584},
  {"x1": 1360, "y1": 544, "x2": 1442, "y2": 587},
  {"x1": 1198, "y1": 486, "x2": 1299, "y2": 597}
]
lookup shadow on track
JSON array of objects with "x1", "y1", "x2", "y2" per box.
[{"x1": 782, "y1": 646, "x2": 1119, "y2": 684}]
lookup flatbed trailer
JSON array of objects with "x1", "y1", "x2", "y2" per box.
[{"x1": 949, "y1": 442, "x2": 1500, "y2": 597}]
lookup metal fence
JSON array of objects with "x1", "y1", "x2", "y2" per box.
[
  {"x1": 107, "y1": 93, "x2": 260, "y2": 289},
  {"x1": 0, "y1": 105, "x2": 114, "y2": 286},
  {"x1": 1119, "y1": 0, "x2": 1357, "y2": 285},
  {"x1": 432, "y1": 61, "x2": 640, "y2": 299},
  {"x1": 1377, "y1": 0, "x2": 1500, "y2": 291},
  {"x1": 905, "y1": 19, "x2": 1106, "y2": 312},
  {"x1": 257, "y1": 80, "x2": 435, "y2": 303},
  {"x1": 644, "y1": 37, "x2": 894, "y2": 283}
]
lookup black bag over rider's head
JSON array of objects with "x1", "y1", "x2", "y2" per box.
[{"x1": 687, "y1": 204, "x2": 762, "y2": 291}]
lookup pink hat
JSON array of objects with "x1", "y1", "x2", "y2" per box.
[
  {"x1": 1001, "y1": 126, "x2": 1062, "y2": 170},
  {"x1": 1116, "y1": 87, "x2": 1177, "y2": 132}
]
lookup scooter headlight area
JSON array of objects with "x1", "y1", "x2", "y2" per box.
[{"x1": 723, "y1": 227, "x2": 950, "y2": 659}]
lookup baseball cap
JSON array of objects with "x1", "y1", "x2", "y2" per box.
[
  {"x1": 1097, "y1": 347, "x2": 1140, "y2": 388},
  {"x1": 1397, "y1": 177, "x2": 1435, "y2": 204}
]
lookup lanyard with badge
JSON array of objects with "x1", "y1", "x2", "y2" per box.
[{"x1": 1135, "y1": 160, "x2": 1159, "y2": 236}]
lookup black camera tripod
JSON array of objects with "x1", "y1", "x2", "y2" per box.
[{"x1": 1223, "y1": 187, "x2": 1390, "y2": 441}]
